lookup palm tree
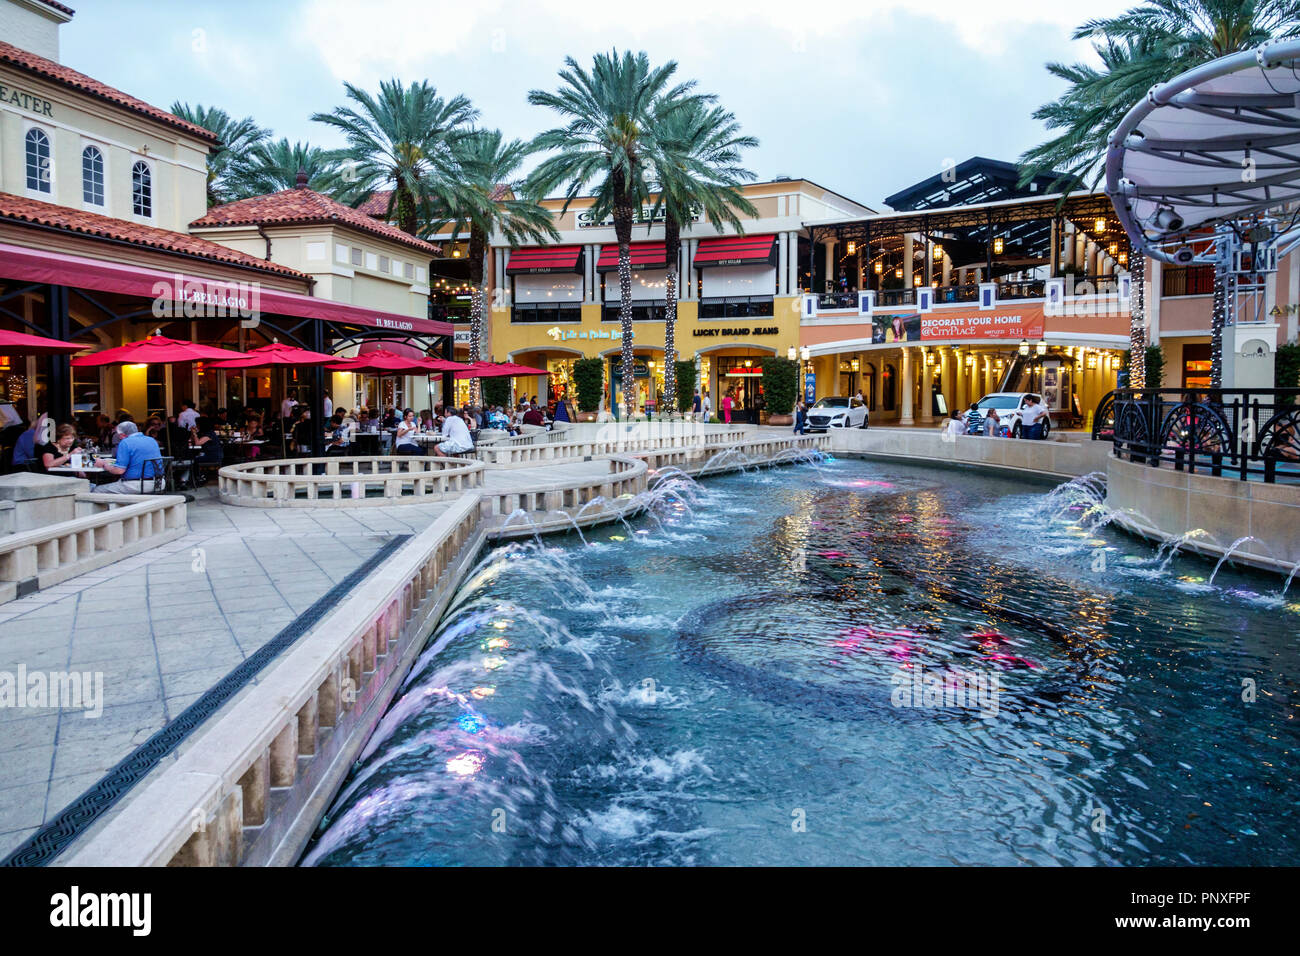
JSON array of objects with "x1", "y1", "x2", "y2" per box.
[
  {"x1": 1020, "y1": 1, "x2": 1300, "y2": 387},
  {"x1": 169, "y1": 102, "x2": 270, "y2": 206},
  {"x1": 237, "y1": 138, "x2": 341, "y2": 197},
  {"x1": 651, "y1": 97, "x2": 759, "y2": 412},
  {"x1": 527, "y1": 51, "x2": 704, "y2": 418},
  {"x1": 312, "y1": 79, "x2": 478, "y2": 237},
  {"x1": 434, "y1": 129, "x2": 560, "y2": 402}
]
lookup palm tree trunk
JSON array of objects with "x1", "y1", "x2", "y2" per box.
[
  {"x1": 467, "y1": 227, "x2": 487, "y2": 406},
  {"x1": 613, "y1": 175, "x2": 636, "y2": 419},
  {"x1": 663, "y1": 214, "x2": 681, "y2": 417},
  {"x1": 395, "y1": 183, "x2": 418, "y2": 237},
  {"x1": 1128, "y1": 251, "x2": 1146, "y2": 388}
]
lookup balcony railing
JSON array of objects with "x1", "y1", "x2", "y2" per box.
[
  {"x1": 813, "y1": 274, "x2": 1124, "y2": 311},
  {"x1": 1097, "y1": 387, "x2": 1300, "y2": 483},
  {"x1": 511, "y1": 303, "x2": 582, "y2": 324},
  {"x1": 697, "y1": 296, "x2": 774, "y2": 319}
]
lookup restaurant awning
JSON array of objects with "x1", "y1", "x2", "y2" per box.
[
  {"x1": 595, "y1": 241, "x2": 668, "y2": 272},
  {"x1": 505, "y1": 245, "x2": 584, "y2": 275},
  {"x1": 0, "y1": 242, "x2": 452, "y2": 337},
  {"x1": 693, "y1": 234, "x2": 776, "y2": 267}
]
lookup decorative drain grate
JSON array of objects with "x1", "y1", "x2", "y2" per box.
[{"x1": 1, "y1": 534, "x2": 411, "y2": 867}]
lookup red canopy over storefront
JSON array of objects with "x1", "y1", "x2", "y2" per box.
[
  {"x1": 0, "y1": 242, "x2": 452, "y2": 337},
  {"x1": 505, "y1": 245, "x2": 584, "y2": 274},
  {"x1": 595, "y1": 241, "x2": 668, "y2": 272},
  {"x1": 693, "y1": 234, "x2": 776, "y2": 266}
]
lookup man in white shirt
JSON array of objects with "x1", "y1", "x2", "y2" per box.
[
  {"x1": 434, "y1": 410, "x2": 474, "y2": 456},
  {"x1": 323, "y1": 393, "x2": 333, "y2": 419},
  {"x1": 280, "y1": 394, "x2": 298, "y2": 421},
  {"x1": 1019, "y1": 395, "x2": 1050, "y2": 440},
  {"x1": 177, "y1": 401, "x2": 198, "y2": 430},
  {"x1": 701, "y1": 392, "x2": 712, "y2": 421}
]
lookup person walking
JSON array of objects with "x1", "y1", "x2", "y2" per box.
[
  {"x1": 721, "y1": 389, "x2": 733, "y2": 425},
  {"x1": 701, "y1": 391, "x2": 712, "y2": 422},
  {"x1": 794, "y1": 399, "x2": 808, "y2": 435},
  {"x1": 691, "y1": 389, "x2": 701, "y2": 419}
]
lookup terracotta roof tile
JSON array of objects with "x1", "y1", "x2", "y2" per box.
[
  {"x1": 357, "y1": 190, "x2": 393, "y2": 218},
  {"x1": 192, "y1": 187, "x2": 440, "y2": 257},
  {"x1": 0, "y1": 40, "x2": 216, "y2": 144},
  {"x1": 0, "y1": 192, "x2": 309, "y2": 281}
]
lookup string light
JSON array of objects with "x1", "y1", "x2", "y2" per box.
[
  {"x1": 1129, "y1": 251, "x2": 1146, "y2": 388},
  {"x1": 1211, "y1": 268, "x2": 1225, "y2": 387}
]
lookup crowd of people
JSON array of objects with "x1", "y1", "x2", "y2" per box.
[{"x1": 941, "y1": 395, "x2": 1051, "y2": 439}]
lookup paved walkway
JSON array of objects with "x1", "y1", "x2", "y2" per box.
[{"x1": 0, "y1": 489, "x2": 453, "y2": 859}]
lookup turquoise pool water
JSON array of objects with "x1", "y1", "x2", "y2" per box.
[{"x1": 305, "y1": 458, "x2": 1299, "y2": 865}]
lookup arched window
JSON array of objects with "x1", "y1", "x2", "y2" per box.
[
  {"x1": 882, "y1": 363, "x2": 896, "y2": 412},
  {"x1": 25, "y1": 128, "x2": 51, "y2": 193},
  {"x1": 131, "y1": 160, "x2": 152, "y2": 217},
  {"x1": 863, "y1": 362, "x2": 877, "y2": 411},
  {"x1": 82, "y1": 146, "x2": 105, "y2": 206}
]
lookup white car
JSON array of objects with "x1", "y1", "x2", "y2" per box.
[
  {"x1": 970, "y1": 392, "x2": 1052, "y2": 439},
  {"x1": 806, "y1": 396, "x2": 868, "y2": 431}
]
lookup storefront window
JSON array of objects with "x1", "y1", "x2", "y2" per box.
[
  {"x1": 71, "y1": 366, "x2": 101, "y2": 420},
  {"x1": 1182, "y1": 343, "x2": 1212, "y2": 389},
  {"x1": 882, "y1": 364, "x2": 896, "y2": 412}
]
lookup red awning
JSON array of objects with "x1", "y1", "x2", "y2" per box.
[
  {"x1": 595, "y1": 241, "x2": 668, "y2": 272},
  {"x1": 693, "y1": 234, "x2": 776, "y2": 267},
  {"x1": 0, "y1": 328, "x2": 85, "y2": 355},
  {"x1": 505, "y1": 245, "x2": 583, "y2": 274},
  {"x1": 359, "y1": 339, "x2": 424, "y2": 359},
  {"x1": 0, "y1": 242, "x2": 452, "y2": 337}
]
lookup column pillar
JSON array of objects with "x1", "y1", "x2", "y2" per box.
[
  {"x1": 823, "y1": 239, "x2": 836, "y2": 292},
  {"x1": 778, "y1": 233, "x2": 789, "y2": 296},
  {"x1": 920, "y1": 352, "x2": 933, "y2": 421},
  {"x1": 903, "y1": 234, "x2": 914, "y2": 290},
  {"x1": 941, "y1": 250, "x2": 952, "y2": 287},
  {"x1": 899, "y1": 347, "x2": 914, "y2": 425},
  {"x1": 953, "y1": 350, "x2": 965, "y2": 412}
]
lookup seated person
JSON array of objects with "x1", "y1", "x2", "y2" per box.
[
  {"x1": 522, "y1": 403, "x2": 546, "y2": 427},
  {"x1": 323, "y1": 413, "x2": 350, "y2": 455},
  {"x1": 185, "y1": 417, "x2": 223, "y2": 485},
  {"x1": 98, "y1": 421, "x2": 164, "y2": 493},
  {"x1": 433, "y1": 410, "x2": 474, "y2": 457},
  {"x1": 394, "y1": 409, "x2": 423, "y2": 455},
  {"x1": 291, "y1": 409, "x2": 316, "y2": 455},
  {"x1": 34, "y1": 423, "x2": 83, "y2": 474},
  {"x1": 487, "y1": 406, "x2": 510, "y2": 431},
  {"x1": 11, "y1": 414, "x2": 45, "y2": 467}
]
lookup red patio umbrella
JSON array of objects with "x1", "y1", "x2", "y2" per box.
[
  {"x1": 453, "y1": 361, "x2": 549, "y2": 379},
  {"x1": 327, "y1": 347, "x2": 439, "y2": 375},
  {"x1": 206, "y1": 342, "x2": 338, "y2": 368},
  {"x1": 70, "y1": 335, "x2": 243, "y2": 459},
  {"x1": 69, "y1": 334, "x2": 242, "y2": 367},
  {"x1": 209, "y1": 343, "x2": 341, "y2": 458},
  {"x1": 0, "y1": 328, "x2": 85, "y2": 355}
]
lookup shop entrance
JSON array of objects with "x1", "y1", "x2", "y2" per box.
[{"x1": 716, "y1": 357, "x2": 764, "y2": 423}]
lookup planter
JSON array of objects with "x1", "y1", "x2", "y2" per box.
[{"x1": 767, "y1": 413, "x2": 793, "y2": 426}]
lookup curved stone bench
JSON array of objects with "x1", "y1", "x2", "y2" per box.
[
  {"x1": 482, "y1": 454, "x2": 649, "y2": 535},
  {"x1": 219, "y1": 456, "x2": 484, "y2": 508}
]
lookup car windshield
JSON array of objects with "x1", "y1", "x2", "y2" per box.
[
  {"x1": 977, "y1": 394, "x2": 1022, "y2": 410},
  {"x1": 813, "y1": 398, "x2": 849, "y2": 409}
]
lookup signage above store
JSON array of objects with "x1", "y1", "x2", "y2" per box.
[
  {"x1": 577, "y1": 205, "x2": 699, "y2": 229},
  {"x1": 692, "y1": 326, "x2": 779, "y2": 337},
  {"x1": 0, "y1": 83, "x2": 54, "y2": 117}
]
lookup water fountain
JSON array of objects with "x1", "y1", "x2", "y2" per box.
[{"x1": 1208, "y1": 536, "x2": 1269, "y2": 587}]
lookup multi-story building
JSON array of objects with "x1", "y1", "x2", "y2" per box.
[
  {"x1": 0, "y1": 0, "x2": 450, "y2": 429},
  {"x1": 485, "y1": 180, "x2": 872, "y2": 411}
]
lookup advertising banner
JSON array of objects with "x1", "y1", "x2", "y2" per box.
[{"x1": 869, "y1": 304, "x2": 1046, "y2": 343}]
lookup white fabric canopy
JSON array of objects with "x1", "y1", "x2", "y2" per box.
[{"x1": 1107, "y1": 38, "x2": 1300, "y2": 260}]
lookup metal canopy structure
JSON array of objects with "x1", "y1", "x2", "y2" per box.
[{"x1": 1107, "y1": 37, "x2": 1300, "y2": 262}]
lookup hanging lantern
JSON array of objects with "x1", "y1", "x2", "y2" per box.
[
  {"x1": 1018, "y1": 339, "x2": 1030, "y2": 356},
  {"x1": 894, "y1": 267, "x2": 902, "y2": 279},
  {"x1": 846, "y1": 241, "x2": 856, "y2": 255},
  {"x1": 933, "y1": 244, "x2": 944, "y2": 260},
  {"x1": 1036, "y1": 340, "x2": 1047, "y2": 356},
  {"x1": 1086, "y1": 352, "x2": 1099, "y2": 370},
  {"x1": 850, "y1": 357, "x2": 861, "y2": 372},
  {"x1": 1118, "y1": 251, "x2": 1128, "y2": 265},
  {"x1": 1108, "y1": 242, "x2": 1119, "y2": 256},
  {"x1": 875, "y1": 262, "x2": 883, "y2": 275},
  {"x1": 1094, "y1": 218, "x2": 1107, "y2": 234},
  {"x1": 992, "y1": 237, "x2": 1004, "y2": 255},
  {"x1": 913, "y1": 275, "x2": 922, "y2": 287}
]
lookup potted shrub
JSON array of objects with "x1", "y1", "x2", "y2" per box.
[
  {"x1": 572, "y1": 357, "x2": 604, "y2": 422},
  {"x1": 761, "y1": 356, "x2": 799, "y2": 426},
  {"x1": 674, "y1": 360, "x2": 697, "y2": 414}
]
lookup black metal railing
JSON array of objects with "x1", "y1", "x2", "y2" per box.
[
  {"x1": 511, "y1": 303, "x2": 582, "y2": 324},
  {"x1": 1099, "y1": 387, "x2": 1300, "y2": 483}
]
